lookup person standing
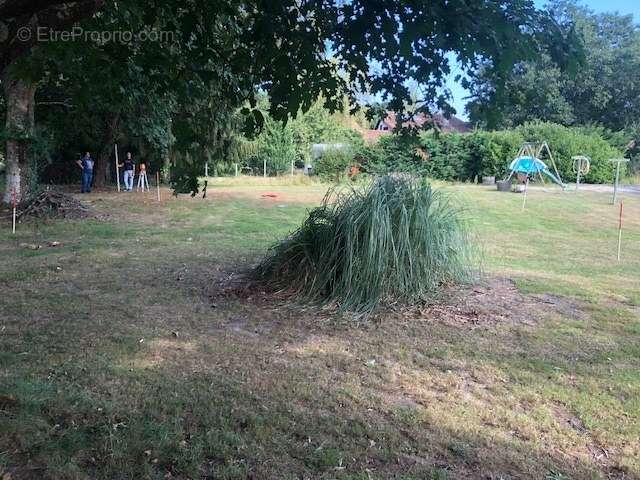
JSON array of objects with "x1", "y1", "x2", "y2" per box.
[
  {"x1": 76, "y1": 152, "x2": 94, "y2": 193},
  {"x1": 119, "y1": 152, "x2": 135, "y2": 191}
]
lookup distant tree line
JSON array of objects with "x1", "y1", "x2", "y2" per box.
[
  {"x1": 467, "y1": 0, "x2": 640, "y2": 134},
  {"x1": 0, "y1": 0, "x2": 579, "y2": 202}
]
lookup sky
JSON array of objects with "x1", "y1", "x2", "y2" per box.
[{"x1": 447, "y1": 0, "x2": 639, "y2": 120}]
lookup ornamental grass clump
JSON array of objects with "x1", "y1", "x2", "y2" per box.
[{"x1": 256, "y1": 175, "x2": 476, "y2": 315}]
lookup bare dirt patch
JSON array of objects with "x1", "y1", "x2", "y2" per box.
[
  {"x1": 202, "y1": 270, "x2": 587, "y2": 334},
  {"x1": 550, "y1": 403, "x2": 627, "y2": 477}
]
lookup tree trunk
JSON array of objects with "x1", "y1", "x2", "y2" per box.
[
  {"x1": 162, "y1": 149, "x2": 172, "y2": 183},
  {"x1": 3, "y1": 74, "x2": 36, "y2": 205},
  {"x1": 93, "y1": 114, "x2": 120, "y2": 187}
]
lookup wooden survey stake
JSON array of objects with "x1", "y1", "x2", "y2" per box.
[
  {"x1": 617, "y1": 201, "x2": 624, "y2": 262},
  {"x1": 115, "y1": 144, "x2": 121, "y2": 192},
  {"x1": 521, "y1": 177, "x2": 530, "y2": 212},
  {"x1": 11, "y1": 187, "x2": 17, "y2": 234}
]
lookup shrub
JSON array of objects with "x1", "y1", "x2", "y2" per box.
[
  {"x1": 626, "y1": 127, "x2": 640, "y2": 176},
  {"x1": 249, "y1": 119, "x2": 296, "y2": 175},
  {"x1": 314, "y1": 148, "x2": 354, "y2": 181},
  {"x1": 256, "y1": 175, "x2": 475, "y2": 315},
  {"x1": 359, "y1": 134, "x2": 422, "y2": 176},
  {"x1": 516, "y1": 122, "x2": 623, "y2": 183},
  {"x1": 467, "y1": 130, "x2": 525, "y2": 179},
  {"x1": 359, "y1": 123, "x2": 624, "y2": 184}
]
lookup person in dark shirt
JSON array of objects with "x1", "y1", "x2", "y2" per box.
[
  {"x1": 119, "y1": 152, "x2": 135, "y2": 191},
  {"x1": 76, "y1": 152, "x2": 94, "y2": 193}
]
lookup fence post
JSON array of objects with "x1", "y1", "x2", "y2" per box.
[{"x1": 263, "y1": 159, "x2": 267, "y2": 178}]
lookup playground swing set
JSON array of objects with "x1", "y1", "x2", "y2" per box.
[
  {"x1": 494, "y1": 141, "x2": 629, "y2": 261},
  {"x1": 499, "y1": 142, "x2": 566, "y2": 192},
  {"x1": 498, "y1": 141, "x2": 626, "y2": 203}
]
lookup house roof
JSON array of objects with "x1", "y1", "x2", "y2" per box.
[
  {"x1": 376, "y1": 111, "x2": 472, "y2": 134},
  {"x1": 363, "y1": 129, "x2": 391, "y2": 144}
]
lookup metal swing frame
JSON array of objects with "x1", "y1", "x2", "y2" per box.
[{"x1": 505, "y1": 142, "x2": 565, "y2": 188}]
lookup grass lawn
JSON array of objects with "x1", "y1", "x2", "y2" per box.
[{"x1": 1, "y1": 179, "x2": 639, "y2": 480}]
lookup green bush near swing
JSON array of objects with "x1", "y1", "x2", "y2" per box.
[{"x1": 359, "y1": 122, "x2": 624, "y2": 184}]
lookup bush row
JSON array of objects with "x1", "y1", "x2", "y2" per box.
[{"x1": 358, "y1": 122, "x2": 625, "y2": 184}]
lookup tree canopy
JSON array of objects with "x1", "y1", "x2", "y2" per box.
[
  {"x1": 1, "y1": 0, "x2": 581, "y2": 201},
  {"x1": 467, "y1": 0, "x2": 640, "y2": 131}
]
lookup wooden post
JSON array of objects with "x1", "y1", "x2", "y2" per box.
[
  {"x1": 11, "y1": 187, "x2": 17, "y2": 234},
  {"x1": 291, "y1": 160, "x2": 294, "y2": 176},
  {"x1": 263, "y1": 159, "x2": 267, "y2": 178},
  {"x1": 235, "y1": 163, "x2": 238, "y2": 177},
  {"x1": 613, "y1": 161, "x2": 621, "y2": 205},
  {"x1": 617, "y1": 201, "x2": 624, "y2": 261},
  {"x1": 204, "y1": 162, "x2": 208, "y2": 177},
  {"x1": 521, "y1": 177, "x2": 529, "y2": 212},
  {"x1": 115, "y1": 144, "x2": 121, "y2": 192},
  {"x1": 156, "y1": 171, "x2": 161, "y2": 202}
]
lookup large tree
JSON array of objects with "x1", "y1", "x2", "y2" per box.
[
  {"x1": 0, "y1": 1, "x2": 104, "y2": 202},
  {"x1": 2, "y1": 0, "x2": 580, "y2": 202},
  {"x1": 467, "y1": 0, "x2": 640, "y2": 131}
]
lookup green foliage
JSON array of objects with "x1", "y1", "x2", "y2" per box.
[
  {"x1": 360, "y1": 123, "x2": 623, "y2": 184},
  {"x1": 624, "y1": 126, "x2": 640, "y2": 176},
  {"x1": 313, "y1": 148, "x2": 355, "y2": 181},
  {"x1": 290, "y1": 99, "x2": 364, "y2": 166},
  {"x1": 516, "y1": 123, "x2": 623, "y2": 183},
  {"x1": 256, "y1": 176, "x2": 475, "y2": 315},
  {"x1": 5, "y1": 0, "x2": 582, "y2": 197},
  {"x1": 546, "y1": 470, "x2": 570, "y2": 480},
  {"x1": 238, "y1": 98, "x2": 364, "y2": 177},
  {"x1": 469, "y1": 1, "x2": 640, "y2": 131},
  {"x1": 466, "y1": 130, "x2": 527, "y2": 179},
  {"x1": 359, "y1": 135, "x2": 423, "y2": 177},
  {"x1": 251, "y1": 119, "x2": 297, "y2": 176},
  {"x1": 170, "y1": 154, "x2": 200, "y2": 196}
]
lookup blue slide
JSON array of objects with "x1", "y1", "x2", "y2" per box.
[{"x1": 509, "y1": 156, "x2": 566, "y2": 188}]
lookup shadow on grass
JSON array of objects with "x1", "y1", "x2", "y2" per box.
[{"x1": 2, "y1": 292, "x2": 637, "y2": 479}]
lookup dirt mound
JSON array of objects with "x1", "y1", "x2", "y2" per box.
[
  {"x1": 17, "y1": 190, "x2": 98, "y2": 220},
  {"x1": 203, "y1": 271, "x2": 588, "y2": 331}
]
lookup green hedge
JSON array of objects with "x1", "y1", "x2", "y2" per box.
[
  {"x1": 360, "y1": 122, "x2": 624, "y2": 184},
  {"x1": 314, "y1": 149, "x2": 354, "y2": 181}
]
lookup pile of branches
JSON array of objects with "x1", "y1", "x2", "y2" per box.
[{"x1": 17, "y1": 190, "x2": 94, "y2": 220}]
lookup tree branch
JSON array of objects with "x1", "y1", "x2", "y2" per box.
[
  {"x1": 0, "y1": 0, "x2": 106, "y2": 74},
  {"x1": 37, "y1": 100, "x2": 73, "y2": 107}
]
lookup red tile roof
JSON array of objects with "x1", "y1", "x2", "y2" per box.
[{"x1": 376, "y1": 111, "x2": 471, "y2": 134}]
